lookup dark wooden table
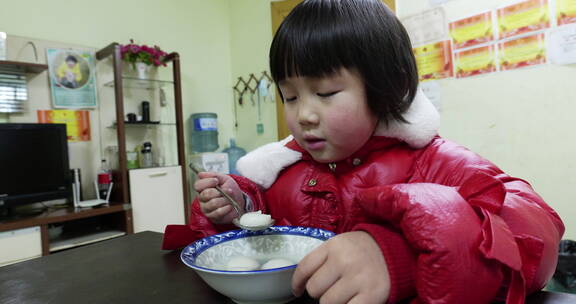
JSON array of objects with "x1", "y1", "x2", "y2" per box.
[
  {"x1": 0, "y1": 231, "x2": 574, "y2": 304},
  {"x1": 0, "y1": 231, "x2": 314, "y2": 304}
]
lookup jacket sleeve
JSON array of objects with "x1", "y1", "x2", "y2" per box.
[
  {"x1": 353, "y1": 223, "x2": 418, "y2": 303},
  {"x1": 162, "y1": 174, "x2": 268, "y2": 250},
  {"x1": 356, "y1": 140, "x2": 564, "y2": 304}
]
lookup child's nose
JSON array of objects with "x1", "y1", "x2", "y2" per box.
[{"x1": 297, "y1": 102, "x2": 319, "y2": 126}]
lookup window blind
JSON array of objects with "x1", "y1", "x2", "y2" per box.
[{"x1": 0, "y1": 73, "x2": 28, "y2": 113}]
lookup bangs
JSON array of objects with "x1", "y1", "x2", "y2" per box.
[{"x1": 270, "y1": 1, "x2": 358, "y2": 82}]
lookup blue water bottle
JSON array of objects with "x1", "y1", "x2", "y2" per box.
[
  {"x1": 190, "y1": 113, "x2": 219, "y2": 153},
  {"x1": 223, "y1": 138, "x2": 246, "y2": 175}
]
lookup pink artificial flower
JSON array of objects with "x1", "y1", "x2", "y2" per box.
[
  {"x1": 120, "y1": 39, "x2": 169, "y2": 67},
  {"x1": 130, "y1": 45, "x2": 140, "y2": 53}
]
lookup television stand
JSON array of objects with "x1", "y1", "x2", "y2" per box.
[
  {"x1": 0, "y1": 205, "x2": 48, "y2": 220},
  {"x1": 0, "y1": 202, "x2": 132, "y2": 258}
]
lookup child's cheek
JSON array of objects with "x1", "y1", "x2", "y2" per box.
[
  {"x1": 285, "y1": 115, "x2": 299, "y2": 135},
  {"x1": 326, "y1": 108, "x2": 377, "y2": 143}
]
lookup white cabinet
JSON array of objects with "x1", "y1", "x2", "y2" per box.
[
  {"x1": 0, "y1": 227, "x2": 41, "y2": 267},
  {"x1": 129, "y1": 166, "x2": 185, "y2": 233}
]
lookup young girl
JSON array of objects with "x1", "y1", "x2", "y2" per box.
[{"x1": 163, "y1": 1, "x2": 564, "y2": 303}]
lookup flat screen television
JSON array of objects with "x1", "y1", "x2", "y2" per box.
[{"x1": 0, "y1": 123, "x2": 71, "y2": 217}]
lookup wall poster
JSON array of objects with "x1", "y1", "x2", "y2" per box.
[
  {"x1": 450, "y1": 12, "x2": 495, "y2": 49},
  {"x1": 402, "y1": 7, "x2": 448, "y2": 46},
  {"x1": 454, "y1": 45, "x2": 497, "y2": 78},
  {"x1": 46, "y1": 48, "x2": 98, "y2": 109},
  {"x1": 413, "y1": 40, "x2": 453, "y2": 81},
  {"x1": 498, "y1": 33, "x2": 547, "y2": 70},
  {"x1": 557, "y1": 0, "x2": 576, "y2": 25},
  {"x1": 497, "y1": 0, "x2": 550, "y2": 39},
  {"x1": 548, "y1": 23, "x2": 576, "y2": 64},
  {"x1": 37, "y1": 109, "x2": 91, "y2": 142}
]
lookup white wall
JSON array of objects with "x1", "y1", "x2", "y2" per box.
[
  {"x1": 228, "y1": 0, "x2": 278, "y2": 152},
  {"x1": 397, "y1": 0, "x2": 576, "y2": 239}
]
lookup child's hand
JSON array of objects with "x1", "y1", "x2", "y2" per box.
[
  {"x1": 292, "y1": 231, "x2": 390, "y2": 304},
  {"x1": 193, "y1": 171, "x2": 245, "y2": 224}
]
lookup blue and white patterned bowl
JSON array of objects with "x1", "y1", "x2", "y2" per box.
[{"x1": 181, "y1": 226, "x2": 335, "y2": 304}]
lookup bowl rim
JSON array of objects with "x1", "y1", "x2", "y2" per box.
[{"x1": 180, "y1": 226, "x2": 335, "y2": 274}]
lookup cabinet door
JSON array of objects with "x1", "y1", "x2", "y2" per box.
[
  {"x1": 129, "y1": 166, "x2": 185, "y2": 233},
  {"x1": 0, "y1": 227, "x2": 41, "y2": 267}
]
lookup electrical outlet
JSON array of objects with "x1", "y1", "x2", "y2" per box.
[{"x1": 256, "y1": 123, "x2": 264, "y2": 134}]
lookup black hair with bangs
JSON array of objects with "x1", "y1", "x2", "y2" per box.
[
  {"x1": 270, "y1": 0, "x2": 418, "y2": 124},
  {"x1": 65, "y1": 55, "x2": 78, "y2": 63}
]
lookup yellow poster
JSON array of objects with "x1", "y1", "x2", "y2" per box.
[
  {"x1": 450, "y1": 12, "x2": 495, "y2": 49},
  {"x1": 413, "y1": 40, "x2": 453, "y2": 82},
  {"x1": 558, "y1": 0, "x2": 576, "y2": 25},
  {"x1": 498, "y1": 33, "x2": 546, "y2": 71},
  {"x1": 497, "y1": 0, "x2": 550, "y2": 39},
  {"x1": 37, "y1": 110, "x2": 91, "y2": 142},
  {"x1": 455, "y1": 45, "x2": 497, "y2": 78}
]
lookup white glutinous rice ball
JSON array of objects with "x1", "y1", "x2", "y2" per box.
[
  {"x1": 239, "y1": 211, "x2": 272, "y2": 227},
  {"x1": 226, "y1": 256, "x2": 260, "y2": 271},
  {"x1": 261, "y1": 258, "x2": 295, "y2": 270}
]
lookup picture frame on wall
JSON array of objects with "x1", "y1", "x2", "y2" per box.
[{"x1": 46, "y1": 48, "x2": 98, "y2": 109}]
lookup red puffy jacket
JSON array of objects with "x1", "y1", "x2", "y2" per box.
[
  {"x1": 163, "y1": 136, "x2": 563, "y2": 304},
  {"x1": 163, "y1": 91, "x2": 563, "y2": 303}
]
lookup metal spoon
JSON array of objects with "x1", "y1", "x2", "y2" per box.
[{"x1": 189, "y1": 163, "x2": 274, "y2": 231}]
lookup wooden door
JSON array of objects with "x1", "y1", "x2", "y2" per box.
[
  {"x1": 271, "y1": 0, "x2": 302, "y2": 140},
  {"x1": 271, "y1": 0, "x2": 396, "y2": 140}
]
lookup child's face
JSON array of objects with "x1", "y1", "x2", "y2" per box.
[
  {"x1": 279, "y1": 68, "x2": 378, "y2": 163},
  {"x1": 66, "y1": 60, "x2": 76, "y2": 68}
]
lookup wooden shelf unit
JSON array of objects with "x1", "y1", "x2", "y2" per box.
[{"x1": 95, "y1": 42, "x2": 190, "y2": 221}]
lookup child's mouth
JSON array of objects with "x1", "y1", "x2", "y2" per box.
[{"x1": 303, "y1": 137, "x2": 326, "y2": 150}]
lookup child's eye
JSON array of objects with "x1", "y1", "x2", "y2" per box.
[
  {"x1": 284, "y1": 96, "x2": 297, "y2": 102},
  {"x1": 317, "y1": 91, "x2": 340, "y2": 98}
]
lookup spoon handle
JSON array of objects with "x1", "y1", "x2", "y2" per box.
[{"x1": 189, "y1": 164, "x2": 244, "y2": 217}]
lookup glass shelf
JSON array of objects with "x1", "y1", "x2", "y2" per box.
[
  {"x1": 108, "y1": 121, "x2": 177, "y2": 128},
  {"x1": 104, "y1": 77, "x2": 174, "y2": 90}
]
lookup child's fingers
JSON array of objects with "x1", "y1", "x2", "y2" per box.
[
  {"x1": 303, "y1": 259, "x2": 340, "y2": 299},
  {"x1": 317, "y1": 278, "x2": 358, "y2": 304},
  {"x1": 205, "y1": 204, "x2": 233, "y2": 221},
  {"x1": 198, "y1": 188, "x2": 221, "y2": 203},
  {"x1": 215, "y1": 173, "x2": 233, "y2": 185},
  {"x1": 291, "y1": 244, "x2": 329, "y2": 297},
  {"x1": 197, "y1": 171, "x2": 219, "y2": 179},
  {"x1": 347, "y1": 293, "x2": 376, "y2": 304},
  {"x1": 199, "y1": 196, "x2": 228, "y2": 213},
  {"x1": 194, "y1": 177, "x2": 219, "y2": 193}
]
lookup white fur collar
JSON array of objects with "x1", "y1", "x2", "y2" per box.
[
  {"x1": 374, "y1": 88, "x2": 440, "y2": 149},
  {"x1": 236, "y1": 135, "x2": 301, "y2": 189},
  {"x1": 236, "y1": 88, "x2": 440, "y2": 189}
]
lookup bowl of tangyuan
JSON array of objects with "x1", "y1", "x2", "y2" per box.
[{"x1": 181, "y1": 226, "x2": 335, "y2": 304}]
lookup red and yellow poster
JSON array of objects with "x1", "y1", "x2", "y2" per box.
[
  {"x1": 557, "y1": 0, "x2": 576, "y2": 25},
  {"x1": 454, "y1": 45, "x2": 497, "y2": 78},
  {"x1": 497, "y1": 0, "x2": 550, "y2": 39},
  {"x1": 37, "y1": 110, "x2": 91, "y2": 142},
  {"x1": 450, "y1": 12, "x2": 495, "y2": 49},
  {"x1": 498, "y1": 33, "x2": 546, "y2": 71},
  {"x1": 413, "y1": 40, "x2": 453, "y2": 82}
]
